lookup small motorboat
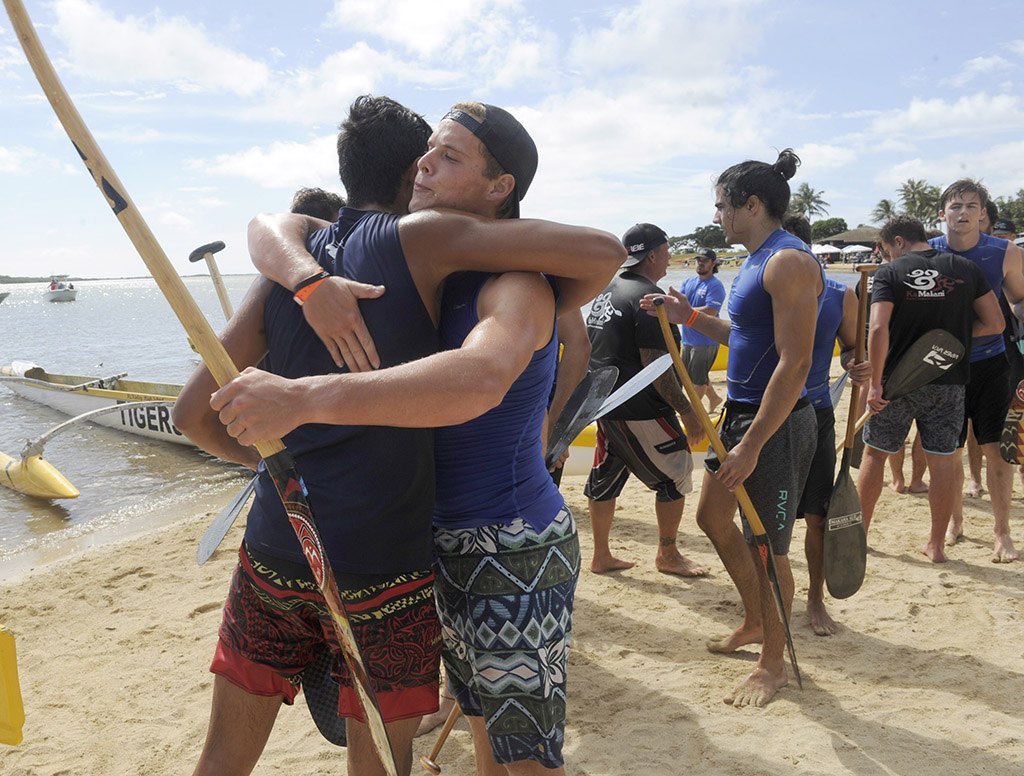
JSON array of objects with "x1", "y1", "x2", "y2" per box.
[{"x1": 45, "y1": 276, "x2": 77, "y2": 302}]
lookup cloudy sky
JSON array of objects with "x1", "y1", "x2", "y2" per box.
[{"x1": 2, "y1": 0, "x2": 1023, "y2": 278}]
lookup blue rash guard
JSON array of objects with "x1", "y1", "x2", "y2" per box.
[
  {"x1": 244, "y1": 208, "x2": 439, "y2": 575},
  {"x1": 929, "y1": 232, "x2": 1010, "y2": 362},
  {"x1": 726, "y1": 228, "x2": 825, "y2": 404},
  {"x1": 806, "y1": 278, "x2": 846, "y2": 409},
  {"x1": 679, "y1": 274, "x2": 726, "y2": 348},
  {"x1": 432, "y1": 271, "x2": 564, "y2": 532}
]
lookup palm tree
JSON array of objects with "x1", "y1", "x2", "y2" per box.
[
  {"x1": 789, "y1": 183, "x2": 830, "y2": 219},
  {"x1": 870, "y1": 198, "x2": 898, "y2": 224},
  {"x1": 897, "y1": 179, "x2": 942, "y2": 227}
]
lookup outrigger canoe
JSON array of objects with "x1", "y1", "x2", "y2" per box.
[{"x1": 0, "y1": 361, "x2": 187, "y2": 446}]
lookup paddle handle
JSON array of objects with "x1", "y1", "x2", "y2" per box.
[
  {"x1": 205, "y1": 253, "x2": 235, "y2": 322},
  {"x1": 654, "y1": 301, "x2": 768, "y2": 536},
  {"x1": 4, "y1": 0, "x2": 281, "y2": 460}
]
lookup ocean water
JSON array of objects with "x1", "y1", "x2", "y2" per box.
[
  {"x1": 0, "y1": 275, "x2": 258, "y2": 579},
  {"x1": 0, "y1": 265, "x2": 862, "y2": 580}
]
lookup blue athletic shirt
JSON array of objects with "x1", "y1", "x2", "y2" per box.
[
  {"x1": 806, "y1": 278, "x2": 846, "y2": 409},
  {"x1": 727, "y1": 228, "x2": 825, "y2": 404},
  {"x1": 245, "y1": 208, "x2": 439, "y2": 575},
  {"x1": 433, "y1": 271, "x2": 564, "y2": 531},
  {"x1": 929, "y1": 232, "x2": 1010, "y2": 362},
  {"x1": 679, "y1": 274, "x2": 726, "y2": 347}
]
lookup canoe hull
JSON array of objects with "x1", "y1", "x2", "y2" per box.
[
  {"x1": 0, "y1": 452, "x2": 79, "y2": 500},
  {"x1": 1, "y1": 363, "x2": 190, "y2": 447}
]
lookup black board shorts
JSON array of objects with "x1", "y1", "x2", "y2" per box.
[
  {"x1": 797, "y1": 406, "x2": 837, "y2": 518},
  {"x1": 960, "y1": 352, "x2": 1011, "y2": 446},
  {"x1": 705, "y1": 398, "x2": 817, "y2": 555}
]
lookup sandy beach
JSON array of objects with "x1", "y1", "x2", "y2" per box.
[{"x1": 2, "y1": 455, "x2": 1021, "y2": 775}]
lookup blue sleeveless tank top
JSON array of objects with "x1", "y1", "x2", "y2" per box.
[
  {"x1": 433, "y1": 272, "x2": 564, "y2": 531},
  {"x1": 806, "y1": 278, "x2": 846, "y2": 409},
  {"x1": 929, "y1": 232, "x2": 1008, "y2": 362},
  {"x1": 244, "y1": 208, "x2": 439, "y2": 575},
  {"x1": 727, "y1": 228, "x2": 825, "y2": 404}
]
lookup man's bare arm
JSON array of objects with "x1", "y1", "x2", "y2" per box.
[
  {"x1": 641, "y1": 347, "x2": 706, "y2": 445},
  {"x1": 1001, "y1": 241, "x2": 1024, "y2": 311},
  {"x1": 210, "y1": 273, "x2": 556, "y2": 446},
  {"x1": 172, "y1": 278, "x2": 271, "y2": 468},
  {"x1": 866, "y1": 301, "x2": 893, "y2": 413},
  {"x1": 399, "y1": 209, "x2": 624, "y2": 314},
  {"x1": 973, "y1": 290, "x2": 1005, "y2": 338},
  {"x1": 837, "y1": 286, "x2": 871, "y2": 385},
  {"x1": 545, "y1": 309, "x2": 590, "y2": 440},
  {"x1": 638, "y1": 287, "x2": 731, "y2": 345}
]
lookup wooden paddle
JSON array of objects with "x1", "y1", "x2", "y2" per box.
[
  {"x1": 654, "y1": 300, "x2": 801, "y2": 688},
  {"x1": 189, "y1": 240, "x2": 234, "y2": 322},
  {"x1": 823, "y1": 265, "x2": 874, "y2": 599},
  {"x1": 3, "y1": 2, "x2": 398, "y2": 771}
]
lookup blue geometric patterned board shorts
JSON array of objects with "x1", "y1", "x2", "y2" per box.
[{"x1": 433, "y1": 506, "x2": 580, "y2": 769}]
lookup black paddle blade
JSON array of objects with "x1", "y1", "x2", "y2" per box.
[
  {"x1": 544, "y1": 366, "x2": 618, "y2": 468},
  {"x1": 303, "y1": 647, "x2": 347, "y2": 747},
  {"x1": 824, "y1": 458, "x2": 867, "y2": 600},
  {"x1": 1000, "y1": 379, "x2": 1024, "y2": 464},
  {"x1": 884, "y1": 329, "x2": 965, "y2": 401}
]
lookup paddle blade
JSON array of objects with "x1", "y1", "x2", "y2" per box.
[
  {"x1": 197, "y1": 476, "x2": 257, "y2": 565},
  {"x1": 824, "y1": 463, "x2": 867, "y2": 599},
  {"x1": 999, "y1": 379, "x2": 1024, "y2": 464},
  {"x1": 545, "y1": 366, "x2": 618, "y2": 468},
  {"x1": 302, "y1": 647, "x2": 347, "y2": 747},
  {"x1": 884, "y1": 329, "x2": 964, "y2": 400}
]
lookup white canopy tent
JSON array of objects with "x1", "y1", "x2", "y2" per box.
[
  {"x1": 812, "y1": 243, "x2": 841, "y2": 254},
  {"x1": 841, "y1": 244, "x2": 872, "y2": 254}
]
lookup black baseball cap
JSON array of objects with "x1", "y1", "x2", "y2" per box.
[
  {"x1": 694, "y1": 247, "x2": 717, "y2": 262},
  {"x1": 443, "y1": 105, "x2": 538, "y2": 218},
  {"x1": 993, "y1": 218, "x2": 1017, "y2": 236},
  {"x1": 622, "y1": 223, "x2": 668, "y2": 268}
]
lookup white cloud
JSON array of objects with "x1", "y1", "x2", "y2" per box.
[
  {"x1": 797, "y1": 143, "x2": 857, "y2": 172},
  {"x1": 944, "y1": 55, "x2": 1011, "y2": 87},
  {"x1": 51, "y1": 0, "x2": 269, "y2": 96},
  {"x1": 0, "y1": 146, "x2": 34, "y2": 173},
  {"x1": 326, "y1": 0, "x2": 519, "y2": 58},
  {"x1": 1008, "y1": 40, "x2": 1024, "y2": 57},
  {"x1": 157, "y1": 211, "x2": 193, "y2": 229},
  {"x1": 866, "y1": 93, "x2": 1024, "y2": 141},
  {"x1": 193, "y1": 135, "x2": 338, "y2": 190}
]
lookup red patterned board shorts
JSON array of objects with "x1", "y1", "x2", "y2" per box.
[{"x1": 211, "y1": 543, "x2": 441, "y2": 722}]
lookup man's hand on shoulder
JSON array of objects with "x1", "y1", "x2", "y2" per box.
[{"x1": 302, "y1": 277, "x2": 385, "y2": 371}]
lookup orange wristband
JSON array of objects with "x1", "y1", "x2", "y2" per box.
[
  {"x1": 292, "y1": 270, "x2": 330, "y2": 306},
  {"x1": 685, "y1": 309, "x2": 700, "y2": 327}
]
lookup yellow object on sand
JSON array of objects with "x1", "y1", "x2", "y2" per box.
[
  {"x1": 1, "y1": 627, "x2": 25, "y2": 746},
  {"x1": 0, "y1": 451, "x2": 79, "y2": 500}
]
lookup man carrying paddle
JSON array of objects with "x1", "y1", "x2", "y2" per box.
[
  {"x1": 176, "y1": 97, "x2": 622, "y2": 776},
  {"x1": 642, "y1": 149, "x2": 823, "y2": 707},
  {"x1": 929, "y1": 180, "x2": 1024, "y2": 562},
  {"x1": 859, "y1": 215, "x2": 1002, "y2": 562},
  {"x1": 584, "y1": 222, "x2": 708, "y2": 577}
]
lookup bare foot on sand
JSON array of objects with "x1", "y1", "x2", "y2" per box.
[
  {"x1": 807, "y1": 598, "x2": 838, "y2": 636},
  {"x1": 992, "y1": 534, "x2": 1020, "y2": 563},
  {"x1": 907, "y1": 480, "x2": 928, "y2": 493},
  {"x1": 707, "y1": 623, "x2": 763, "y2": 654},
  {"x1": 920, "y1": 541, "x2": 947, "y2": 563},
  {"x1": 656, "y1": 547, "x2": 709, "y2": 577},
  {"x1": 591, "y1": 554, "x2": 636, "y2": 574},
  {"x1": 965, "y1": 480, "x2": 983, "y2": 498},
  {"x1": 888, "y1": 480, "x2": 907, "y2": 494},
  {"x1": 945, "y1": 519, "x2": 963, "y2": 547},
  {"x1": 724, "y1": 666, "x2": 788, "y2": 708},
  {"x1": 416, "y1": 694, "x2": 456, "y2": 737}
]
